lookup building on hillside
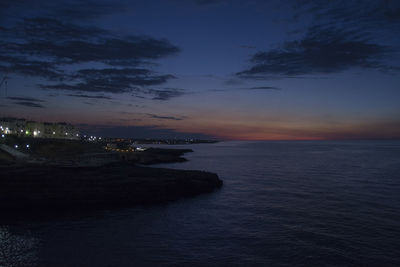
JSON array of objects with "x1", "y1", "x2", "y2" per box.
[{"x1": 0, "y1": 117, "x2": 80, "y2": 139}]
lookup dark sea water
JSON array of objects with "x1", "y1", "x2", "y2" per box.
[{"x1": 1, "y1": 141, "x2": 400, "y2": 266}]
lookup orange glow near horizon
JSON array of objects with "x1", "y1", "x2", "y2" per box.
[{"x1": 4, "y1": 106, "x2": 400, "y2": 141}]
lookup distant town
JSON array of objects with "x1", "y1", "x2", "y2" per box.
[
  {"x1": 0, "y1": 117, "x2": 218, "y2": 166},
  {"x1": 0, "y1": 117, "x2": 222, "y2": 216},
  {"x1": 0, "y1": 117, "x2": 80, "y2": 140},
  {"x1": 0, "y1": 117, "x2": 218, "y2": 144}
]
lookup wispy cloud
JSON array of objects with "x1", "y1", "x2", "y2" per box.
[
  {"x1": 13, "y1": 101, "x2": 45, "y2": 108},
  {"x1": 146, "y1": 113, "x2": 188, "y2": 121},
  {"x1": 0, "y1": 0, "x2": 129, "y2": 21},
  {"x1": 149, "y1": 88, "x2": 186, "y2": 101},
  {"x1": 7, "y1": 96, "x2": 44, "y2": 102},
  {"x1": 66, "y1": 94, "x2": 112, "y2": 99},
  {"x1": 294, "y1": 0, "x2": 400, "y2": 31},
  {"x1": 0, "y1": 15, "x2": 180, "y2": 97},
  {"x1": 238, "y1": 25, "x2": 392, "y2": 78},
  {"x1": 241, "y1": 86, "x2": 281, "y2": 90},
  {"x1": 238, "y1": 0, "x2": 400, "y2": 80},
  {"x1": 40, "y1": 73, "x2": 176, "y2": 94}
]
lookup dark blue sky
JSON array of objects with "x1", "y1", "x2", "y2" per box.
[{"x1": 1, "y1": 0, "x2": 399, "y2": 139}]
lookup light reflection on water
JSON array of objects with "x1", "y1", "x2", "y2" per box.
[{"x1": 0, "y1": 227, "x2": 38, "y2": 267}]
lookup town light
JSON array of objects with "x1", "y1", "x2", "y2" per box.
[
  {"x1": 53, "y1": 131, "x2": 56, "y2": 134},
  {"x1": 33, "y1": 131, "x2": 38, "y2": 136},
  {"x1": 14, "y1": 145, "x2": 18, "y2": 149},
  {"x1": 25, "y1": 130, "x2": 29, "y2": 135},
  {"x1": 1, "y1": 134, "x2": 4, "y2": 138},
  {"x1": 26, "y1": 144, "x2": 30, "y2": 148}
]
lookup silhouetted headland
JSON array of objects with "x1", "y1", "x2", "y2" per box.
[{"x1": 0, "y1": 137, "x2": 223, "y2": 214}]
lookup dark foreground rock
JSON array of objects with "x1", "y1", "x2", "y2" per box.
[
  {"x1": 126, "y1": 148, "x2": 193, "y2": 164},
  {"x1": 0, "y1": 163, "x2": 222, "y2": 212}
]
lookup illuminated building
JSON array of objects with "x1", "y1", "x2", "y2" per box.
[{"x1": 0, "y1": 117, "x2": 80, "y2": 139}]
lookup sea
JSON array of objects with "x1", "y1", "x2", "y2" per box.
[{"x1": 1, "y1": 141, "x2": 400, "y2": 266}]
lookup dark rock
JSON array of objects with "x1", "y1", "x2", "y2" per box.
[
  {"x1": 124, "y1": 148, "x2": 193, "y2": 165},
  {"x1": 0, "y1": 163, "x2": 223, "y2": 213}
]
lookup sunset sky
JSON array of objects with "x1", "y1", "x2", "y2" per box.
[{"x1": 1, "y1": 0, "x2": 400, "y2": 140}]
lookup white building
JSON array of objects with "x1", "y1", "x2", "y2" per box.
[{"x1": 0, "y1": 118, "x2": 80, "y2": 139}]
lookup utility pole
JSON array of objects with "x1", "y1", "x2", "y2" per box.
[
  {"x1": 0, "y1": 75, "x2": 8, "y2": 97},
  {"x1": 0, "y1": 75, "x2": 8, "y2": 119}
]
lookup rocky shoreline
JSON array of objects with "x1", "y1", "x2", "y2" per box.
[
  {"x1": 128, "y1": 148, "x2": 193, "y2": 164},
  {"x1": 0, "y1": 147, "x2": 223, "y2": 214}
]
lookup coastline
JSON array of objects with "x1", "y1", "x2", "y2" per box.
[{"x1": 0, "y1": 145, "x2": 223, "y2": 215}]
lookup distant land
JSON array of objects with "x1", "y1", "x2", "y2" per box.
[{"x1": 0, "y1": 120, "x2": 223, "y2": 216}]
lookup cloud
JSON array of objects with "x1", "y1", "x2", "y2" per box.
[
  {"x1": 241, "y1": 86, "x2": 281, "y2": 90},
  {"x1": 0, "y1": 0, "x2": 128, "y2": 21},
  {"x1": 150, "y1": 88, "x2": 186, "y2": 100},
  {"x1": 295, "y1": 0, "x2": 400, "y2": 29},
  {"x1": 7, "y1": 17, "x2": 106, "y2": 41},
  {"x1": 75, "y1": 68, "x2": 151, "y2": 77},
  {"x1": 13, "y1": 101, "x2": 45, "y2": 108},
  {"x1": 0, "y1": 55, "x2": 64, "y2": 80},
  {"x1": 0, "y1": 15, "x2": 180, "y2": 97},
  {"x1": 119, "y1": 118, "x2": 142, "y2": 122},
  {"x1": 7, "y1": 96, "x2": 44, "y2": 102},
  {"x1": 237, "y1": 0, "x2": 400, "y2": 79},
  {"x1": 385, "y1": 8, "x2": 400, "y2": 22},
  {"x1": 51, "y1": 0, "x2": 128, "y2": 20},
  {"x1": 66, "y1": 94, "x2": 112, "y2": 99},
  {"x1": 238, "y1": 25, "x2": 392, "y2": 78},
  {"x1": 146, "y1": 114, "x2": 188, "y2": 121},
  {"x1": 3, "y1": 35, "x2": 179, "y2": 65},
  {"x1": 40, "y1": 73, "x2": 176, "y2": 94}
]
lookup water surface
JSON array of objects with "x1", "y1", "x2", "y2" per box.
[{"x1": 1, "y1": 141, "x2": 400, "y2": 266}]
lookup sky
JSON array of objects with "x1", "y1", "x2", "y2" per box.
[{"x1": 0, "y1": 0, "x2": 399, "y2": 140}]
